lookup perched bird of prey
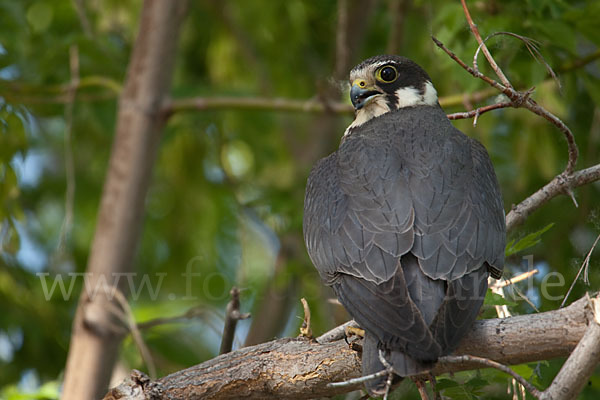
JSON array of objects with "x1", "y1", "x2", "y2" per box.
[{"x1": 303, "y1": 55, "x2": 505, "y2": 396}]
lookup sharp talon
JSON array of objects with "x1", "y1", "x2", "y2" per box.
[{"x1": 350, "y1": 342, "x2": 363, "y2": 353}]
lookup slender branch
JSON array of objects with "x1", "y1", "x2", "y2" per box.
[
  {"x1": 441, "y1": 355, "x2": 541, "y2": 398},
  {"x1": 434, "y1": 24, "x2": 589, "y2": 230},
  {"x1": 327, "y1": 369, "x2": 388, "y2": 388},
  {"x1": 161, "y1": 96, "x2": 353, "y2": 116},
  {"x1": 300, "y1": 298, "x2": 313, "y2": 338},
  {"x1": 438, "y1": 0, "x2": 582, "y2": 176},
  {"x1": 379, "y1": 349, "x2": 396, "y2": 400},
  {"x1": 560, "y1": 233, "x2": 600, "y2": 308},
  {"x1": 460, "y1": 0, "x2": 512, "y2": 88},
  {"x1": 475, "y1": 32, "x2": 559, "y2": 89},
  {"x1": 71, "y1": 0, "x2": 93, "y2": 38},
  {"x1": 558, "y1": 48, "x2": 600, "y2": 73},
  {"x1": 386, "y1": 0, "x2": 408, "y2": 54},
  {"x1": 111, "y1": 289, "x2": 157, "y2": 379},
  {"x1": 317, "y1": 320, "x2": 359, "y2": 344},
  {"x1": 431, "y1": 37, "x2": 509, "y2": 95},
  {"x1": 335, "y1": 0, "x2": 349, "y2": 80},
  {"x1": 505, "y1": 163, "x2": 600, "y2": 232},
  {"x1": 491, "y1": 269, "x2": 539, "y2": 290},
  {"x1": 446, "y1": 101, "x2": 512, "y2": 123},
  {"x1": 137, "y1": 306, "x2": 209, "y2": 330},
  {"x1": 219, "y1": 287, "x2": 250, "y2": 355},
  {"x1": 57, "y1": 45, "x2": 78, "y2": 254},
  {"x1": 522, "y1": 99, "x2": 579, "y2": 174}
]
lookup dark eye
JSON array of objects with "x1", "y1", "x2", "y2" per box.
[{"x1": 378, "y1": 66, "x2": 397, "y2": 83}]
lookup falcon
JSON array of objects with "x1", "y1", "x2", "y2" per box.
[{"x1": 303, "y1": 55, "x2": 505, "y2": 396}]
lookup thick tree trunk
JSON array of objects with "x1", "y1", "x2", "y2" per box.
[
  {"x1": 105, "y1": 295, "x2": 595, "y2": 400},
  {"x1": 61, "y1": 2, "x2": 188, "y2": 399}
]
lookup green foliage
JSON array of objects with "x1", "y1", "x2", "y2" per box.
[
  {"x1": 1, "y1": 380, "x2": 60, "y2": 400},
  {"x1": 484, "y1": 290, "x2": 518, "y2": 308},
  {"x1": 1, "y1": 0, "x2": 599, "y2": 398},
  {"x1": 438, "y1": 375, "x2": 488, "y2": 399},
  {"x1": 506, "y1": 223, "x2": 554, "y2": 257}
]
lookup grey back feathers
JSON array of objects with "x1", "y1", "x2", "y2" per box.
[{"x1": 303, "y1": 57, "x2": 505, "y2": 396}]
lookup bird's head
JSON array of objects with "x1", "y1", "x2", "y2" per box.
[{"x1": 346, "y1": 55, "x2": 438, "y2": 132}]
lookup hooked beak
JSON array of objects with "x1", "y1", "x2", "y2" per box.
[{"x1": 350, "y1": 80, "x2": 381, "y2": 110}]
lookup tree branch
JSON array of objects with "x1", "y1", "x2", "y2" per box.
[
  {"x1": 541, "y1": 296, "x2": 600, "y2": 400},
  {"x1": 460, "y1": 0, "x2": 512, "y2": 89},
  {"x1": 441, "y1": 355, "x2": 541, "y2": 398},
  {"x1": 335, "y1": 0, "x2": 350, "y2": 80},
  {"x1": 219, "y1": 287, "x2": 250, "y2": 355},
  {"x1": 61, "y1": 1, "x2": 189, "y2": 399},
  {"x1": 446, "y1": 101, "x2": 513, "y2": 123},
  {"x1": 105, "y1": 295, "x2": 592, "y2": 399},
  {"x1": 505, "y1": 163, "x2": 600, "y2": 232}
]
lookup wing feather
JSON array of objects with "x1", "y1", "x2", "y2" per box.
[{"x1": 303, "y1": 105, "x2": 506, "y2": 369}]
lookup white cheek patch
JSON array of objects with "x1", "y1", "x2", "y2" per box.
[
  {"x1": 394, "y1": 81, "x2": 438, "y2": 108},
  {"x1": 422, "y1": 81, "x2": 438, "y2": 106},
  {"x1": 394, "y1": 87, "x2": 423, "y2": 108}
]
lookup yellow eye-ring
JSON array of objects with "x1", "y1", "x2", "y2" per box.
[{"x1": 376, "y1": 65, "x2": 398, "y2": 83}]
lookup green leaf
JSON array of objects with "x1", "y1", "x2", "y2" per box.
[
  {"x1": 466, "y1": 376, "x2": 489, "y2": 390},
  {"x1": 505, "y1": 223, "x2": 554, "y2": 257},
  {"x1": 441, "y1": 386, "x2": 474, "y2": 400},
  {"x1": 484, "y1": 290, "x2": 518, "y2": 307},
  {"x1": 436, "y1": 378, "x2": 460, "y2": 390}
]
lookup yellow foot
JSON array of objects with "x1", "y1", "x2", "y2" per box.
[{"x1": 344, "y1": 325, "x2": 365, "y2": 339}]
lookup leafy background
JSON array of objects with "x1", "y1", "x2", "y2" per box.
[{"x1": 1, "y1": 0, "x2": 599, "y2": 399}]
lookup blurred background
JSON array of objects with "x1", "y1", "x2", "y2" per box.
[{"x1": 0, "y1": 0, "x2": 599, "y2": 398}]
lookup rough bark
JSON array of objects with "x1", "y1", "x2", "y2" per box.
[
  {"x1": 61, "y1": 2, "x2": 188, "y2": 399},
  {"x1": 540, "y1": 297, "x2": 600, "y2": 400},
  {"x1": 105, "y1": 295, "x2": 593, "y2": 400}
]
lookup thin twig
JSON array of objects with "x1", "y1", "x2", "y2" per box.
[
  {"x1": 137, "y1": 306, "x2": 208, "y2": 330},
  {"x1": 460, "y1": 0, "x2": 512, "y2": 88},
  {"x1": 446, "y1": 101, "x2": 512, "y2": 123},
  {"x1": 475, "y1": 32, "x2": 560, "y2": 90},
  {"x1": 300, "y1": 298, "x2": 313, "y2": 338},
  {"x1": 327, "y1": 369, "x2": 389, "y2": 388},
  {"x1": 162, "y1": 96, "x2": 353, "y2": 116},
  {"x1": 57, "y1": 45, "x2": 79, "y2": 255},
  {"x1": 434, "y1": 34, "x2": 579, "y2": 176},
  {"x1": 491, "y1": 269, "x2": 539, "y2": 290},
  {"x1": 219, "y1": 286, "x2": 251, "y2": 355},
  {"x1": 335, "y1": 0, "x2": 349, "y2": 79},
  {"x1": 379, "y1": 349, "x2": 395, "y2": 400},
  {"x1": 219, "y1": 286, "x2": 250, "y2": 354},
  {"x1": 71, "y1": 0, "x2": 93, "y2": 38},
  {"x1": 506, "y1": 164, "x2": 600, "y2": 232},
  {"x1": 316, "y1": 320, "x2": 359, "y2": 344},
  {"x1": 512, "y1": 284, "x2": 540, "y2": 313},
  {"x1": 432, "y1": 36, "x2": 509, "y2": 95},
  {"x1": 110, "y1": 288, "x2": 157, "y2": 379},
  {"x1": 435, "y1": 20, "x2": 586, "y2": 229},
  {"x1": 413, "y1": 378, "x2": 430, "y2": 400},
  {"x1": 441, "y1": 355, "x2": 541, "y2": 399},
  {"x1": 560, "y1": 233, "x2": 600, "y2": 308},
  {"x1": 429, "y1": 374, "x2": 441, "y2": 400},
  {"x1": 525, "y1": 102, "x2": 578, "y2": 175},
  {"x1": 558, "y1": 48, "x2": 600, "y2": 73},
  {"x1": 386, "y1": 0, "x2": 407, "y2": 54}
]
